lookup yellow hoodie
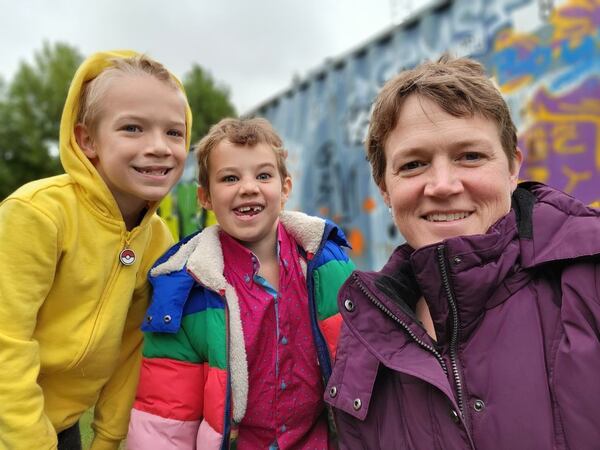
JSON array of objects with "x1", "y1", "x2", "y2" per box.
[{"x1": 0, "y1": 51, "x2": 192, "y2": 450}]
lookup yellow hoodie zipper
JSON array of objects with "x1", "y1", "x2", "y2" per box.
[{"x1": 67, "y1": 229, "x2": 139, "y2": 370}]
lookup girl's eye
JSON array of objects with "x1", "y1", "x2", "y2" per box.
[
  {"x1": 399, "y1": 160, "x2": 426, "y2": 172},
  {"x1": 222, "y1": 175, "x2": 238, "y2": 183},
  {"x1": 122, "y1": 124, "x2": 142, "y2": 133},
  {"x1": 167, "y1": 129, "x2": 184, "y2": 137},
  {"x1": 257, "y1": 173, "x2": 272, "y2": 181}
]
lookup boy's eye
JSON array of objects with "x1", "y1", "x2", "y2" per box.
[
  {"x1": 167, "y1": 129, "x2": 184, "y2": 138},
  {"x1": 222, "y1": 175, "x2": 238, "y2": 183},
  {"x1": 257, "y1": 173, "x2": 272, "y2": 181},
  {"x1": 122, "y1": 124, "x2": 142, "y2": 133}
]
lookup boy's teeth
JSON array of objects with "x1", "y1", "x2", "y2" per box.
[{"x1": 138, "y1": 168, "x2": 168, "y2": 175}]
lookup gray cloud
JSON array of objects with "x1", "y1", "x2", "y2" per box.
[{"x1": 0, "y1": 0, "x2": 427, "y2": 112}]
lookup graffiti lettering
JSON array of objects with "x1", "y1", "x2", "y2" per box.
[{"x1": 562, "y1": 165, "x2": 592, "y2": 193}]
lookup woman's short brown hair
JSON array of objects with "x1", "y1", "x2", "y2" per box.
[
  {"x1": 195, "y1": 117, "x2": 289, "y2": 192},
  {"x1": 366, "y1": 54, "x2": 518, "y2": 188}
]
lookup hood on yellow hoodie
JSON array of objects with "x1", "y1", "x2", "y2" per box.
[{"x1": 59, "y1": 50, "x2": 193, "y2": 223}]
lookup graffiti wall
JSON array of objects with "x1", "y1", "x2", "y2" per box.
[
  {"x1": 488, "y1": 0, "x2": 600, "y2": 204},
  {"x1": 251, "y1": 0, "x2": 599, "y2": 270}
]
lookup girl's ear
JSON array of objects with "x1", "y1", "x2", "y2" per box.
[
  {"x1": 280, "y1": 176, "x2": 292, "y2": 208},
  {"x1": 75, "y1": 124, "x2": 96, "y2": 159},
  {"x1": 197, "y1": 186, "x2": 212, "y2": 210}
]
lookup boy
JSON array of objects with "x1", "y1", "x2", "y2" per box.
[
  {"x1": 128, "y1": 118, "x2": 355, "y2": 449},
  {"x1": 0, "y1": 50, "x2": 192, "y2": 449}
]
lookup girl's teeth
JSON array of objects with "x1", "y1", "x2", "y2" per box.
[{"x1": 237, "y1": 206, "x2": 263, "y2": 213}]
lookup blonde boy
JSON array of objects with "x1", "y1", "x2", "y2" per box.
[{"x1": 0, "y1": 50, "x2": 192, "y2": 449}]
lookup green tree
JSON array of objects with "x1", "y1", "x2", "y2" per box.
[
  {"x1": 0, "y1": 44, "x2": 236, "y2": 200},
  {"x1": 183, "y1": 64, "x2": 236, "y2": 145},
  {"x1": 0, "y1": 42, "x2": 83, "y2": 199}
]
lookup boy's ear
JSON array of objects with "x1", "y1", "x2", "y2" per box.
[
  {"x1": 74, "y1": 124, "x2": 96, "y2": 159},
  {"x1": 197, "y1": 186, "x2": 212, "y2": 210}
]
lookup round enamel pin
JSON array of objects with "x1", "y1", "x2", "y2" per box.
[{"x1": 119, "y1": 248, "x2": 136, "y2": 266}]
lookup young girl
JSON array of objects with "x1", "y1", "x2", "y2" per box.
[
  {"x1": 0, "y1": 50, "x2": 192, "y2": 450},
  {"x1": 128, "y1": 118, "x2": 355, "y2": 449}
]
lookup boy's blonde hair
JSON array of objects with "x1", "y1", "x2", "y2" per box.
[
  {"x1": 77, "y1": 54, "x2": 184, "y2": 135},
  {"x1": 195, "y1": 117, "x2": 289, "y2": 192}
]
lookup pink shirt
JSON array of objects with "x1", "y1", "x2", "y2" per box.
[{"x1": 220, "y1": 223, "x2": 328, "y2": 449}]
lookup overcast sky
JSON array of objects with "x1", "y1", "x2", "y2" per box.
[{"x1": 0, "y1": 0, "x2": 432, "y2": 113}]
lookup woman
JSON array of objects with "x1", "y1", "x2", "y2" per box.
[{"x1": 325, "y1": 56, "x2": 600, "y2": 449}]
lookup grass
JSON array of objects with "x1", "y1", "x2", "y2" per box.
[{"x1": 79, "y1": 409, "x2": 125, "y2": 449}]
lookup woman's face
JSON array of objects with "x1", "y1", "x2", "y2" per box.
[{"x1": 380, "y1": 94, "x2": 522, "y2": 250}]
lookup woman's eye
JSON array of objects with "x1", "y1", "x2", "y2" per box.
[
  {"x1": 257, "y1": 173, "x2": 272, "y2": 181},
  {"x1": 400, "y1": 161, "x2": 425, "y2": 172},
  {"x1": 460, "y1": 152, "x2": 483, "y2": 162},
  {"x1": 122, "y1": 124, "x2": 142, "y2": 133}
]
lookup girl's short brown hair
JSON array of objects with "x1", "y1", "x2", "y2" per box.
[{"x1": 195, "y1": 117, "x2": 289, "y2": 192}]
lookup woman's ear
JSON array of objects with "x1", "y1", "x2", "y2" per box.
[
  {"x1": 197, "y1": 186, "x2": 212, "y2": 210},
  {"x1": 75, "y1": 124, "x2": 96, "y2": 159},
  {"x1": 510, "y1": 147, "x2": 524, "y2": 191},
  {"x1": 379, "y1": 185, "x2": 391, "y2": 208}
]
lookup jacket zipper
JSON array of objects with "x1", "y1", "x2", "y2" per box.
[
  {"x1": 186, "y1": 273, "x2": 234, "y2": 449},
  {"x1": 68, "y1": 232, "x2": 135, "y2": 369},
  {"x1": 305, "y1": 236, "x2": 336, "y2": 378},
  {"x1": 436, "y1": 244, "x2": 465, "y2": 418},
  {"x1": 352, "y1": 272, "x2": 448, "y2": 375}
]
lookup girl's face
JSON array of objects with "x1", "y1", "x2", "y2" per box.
[
  {"x1": 76, "y1": 74, "x2": 187, "y2": 222},
  {"x1": 198, "y1": 139, "x2": 291, "y2": 254}
]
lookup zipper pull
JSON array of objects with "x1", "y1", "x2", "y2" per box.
[{"x1": 119, "y1": 234, "x2": 136, "y2": 266}]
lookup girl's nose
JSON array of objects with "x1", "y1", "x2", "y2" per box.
[{"x1": 240, "y1": 178, "x2": 259, "y2": 195}]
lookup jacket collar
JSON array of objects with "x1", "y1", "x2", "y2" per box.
[
  {"x1": 355, "y1": 183, "x2": 600, "y2": 346},
  {"x1": 150, "y1": 210, "x2": 327, "y2": 286}
]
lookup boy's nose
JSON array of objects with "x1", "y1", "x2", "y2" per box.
[{"x1": 148, "y1": 132, "x2": 172, "y2": 156}]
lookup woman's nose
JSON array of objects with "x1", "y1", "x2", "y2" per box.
[{"x1": 423, "y1": 164, "x2": 464, "y2": 198}]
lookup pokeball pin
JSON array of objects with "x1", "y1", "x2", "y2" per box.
[{"x1": 119, "y1": 248, "x2": 136, "y2": 266}]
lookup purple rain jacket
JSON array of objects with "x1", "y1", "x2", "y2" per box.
[{"x1": 325, "y1": 182, "x2": 600, "y2": 450}]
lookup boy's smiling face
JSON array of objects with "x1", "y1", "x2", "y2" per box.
[
  {"x1": 76, "y1": 73, "x2": 187, "y2": 223},
  {"x1": 199, "y1": 140, "x2": 291, "y2": 252}
]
